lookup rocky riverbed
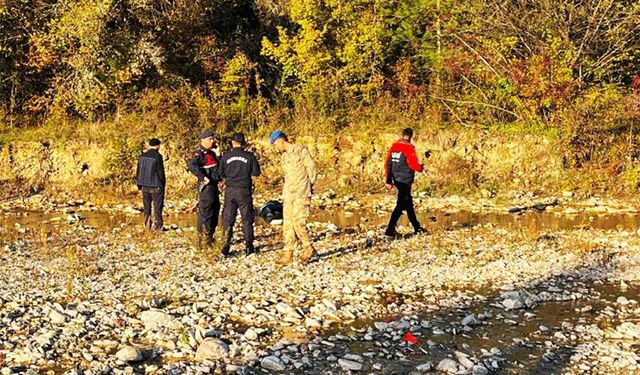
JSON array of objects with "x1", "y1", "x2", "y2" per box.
[{"x1": 1, "y1": 193, "x2": 640, "y2": 374}]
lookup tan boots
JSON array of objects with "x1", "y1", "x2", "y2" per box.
[
  {"x1": 300, "y1": 246, "x2": 317, "y2": 265},
  {"x1": 276, "y1": 250, "x2": 294, "y2": 265},
  {"x1": 276, "y1": 246, "x2": 316, "y2": 265}
]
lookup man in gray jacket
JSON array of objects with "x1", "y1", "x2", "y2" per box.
[{"x1": 136, "y1": 138, "x2": 166, "y2": 230}]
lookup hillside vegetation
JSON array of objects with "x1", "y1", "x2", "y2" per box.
[{"x1": 1, "y1": 0, "x2": 640, "y2": 198}]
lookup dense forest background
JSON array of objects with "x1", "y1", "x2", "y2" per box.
[{"x1": 1, "y1": 0, "x2": 640, "y2": 196}]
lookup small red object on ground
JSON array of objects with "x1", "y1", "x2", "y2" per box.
[{"x1": 403, "y1": 332, "x2": 419, "y2": 345}]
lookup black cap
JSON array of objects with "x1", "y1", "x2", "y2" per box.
[
  {"x1": 149, "y1": 138, "x2": 161, "y2": 146},
  {"x1": 200, "y1": 130, "x2": 214, "y2": 139},
  {"x1": 231, "y1": 132, "x2": 246, "y2": 145}
]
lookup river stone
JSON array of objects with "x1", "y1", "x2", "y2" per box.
[
  {"x1": 554, "y1": 331, "x2": 567, "y2": 340},
  {"x1": 66, "y1": 213, "x2": 83, "y2": 222},
  {"x1": 472, "y1": 365, "x2": 489, "y2": 375},
  {"x1": 115, "y1": 346, "x2": 143, "y2": 362},
  {"x1": 461, "y1": 314, "x2": 479, "y2": 326},
  {"x1": 140, "y1": 310, "x2": 172, "y2": 328},
  {"x1": 374, "y1": 322, "x2": 389, "y2": 330},
  {"x1": 502, "y1": 298, "x2": 524, "y2": 310},
  {"x1": 344, "y1": 354, "x2": 363, "y2": 362},
  {"x1": 94, "y1": 339, "x2": 119, "y2": 348},
  {"x1": 49, "y1": 309, "x2": 67, "y2": 324},
  {"x1": 437, "y1": 358, "x2": 459, "y2": 373},
  {"x1": 305, "y1": 318, "x2": 322, "y2": 329},
  {"x1": 620, "y1": 322, "x2": 640, "y2": 339},
  {"x1": 243, "y1": 303, "x2": 256, "y2": 313},
  {"x1": 275, "y1": 303, "x2": 294, "y2": 315},
  {"x1": 455, "y1": 352, "x2": 474, "y2": 369},
  {"x1": 322, "y1": 299, "x2": 338, "y2": 311},
  {"x1": 244, "y1": 328, "x2": 258, "y2": 341},
  {"x1": 261, "y1": 356, "x2": 286, "y2": 372},
  {"x1": 617, "y1": 296, "x2": 630, "y2": 305},
  {"x1": 195, "y1": 339, "x2": 229, "y2": 361},
  {"x1": 338, "y1": 358, "x2": 363, "y2": 371},
  {"x1": 416, "y1": 362, "x2": 434, "y2": 372}
]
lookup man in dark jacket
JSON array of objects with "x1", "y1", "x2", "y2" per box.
[
  {"x1": 384, "y1": 128, "x2": 427, "y2": 238},
  {"x1": 219, "y1": 133, "x2": 261, "y2": 256},
  {"x1": 188, "y1": 130, "x2": 221, "y2": 246},
  {"x1": 136, "y1": 138, "x2": 166, "y2": 230}
]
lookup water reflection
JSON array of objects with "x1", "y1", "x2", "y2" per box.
[{"x1": 4, "y1": 208, "x2": 640, "y2": 233}]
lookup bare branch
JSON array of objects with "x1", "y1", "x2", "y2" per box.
[{"x1": 430, "y1": 95, "x2": 521, "y2": 120}]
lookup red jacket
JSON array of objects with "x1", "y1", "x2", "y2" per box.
[{"x1": 385, "y1": 139, "x2": 423, "y2": 185}]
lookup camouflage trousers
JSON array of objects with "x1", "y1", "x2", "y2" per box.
[{"x1": 283, "y1": 196, "x2": 313, "y2": 253}]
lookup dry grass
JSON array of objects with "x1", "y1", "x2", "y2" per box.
[
  {"x1": 561, "y1": 232, "x2": 602, "y2": 256},
  {"x1": 516, "y1": 216, "x2": 543, "y2": 243},
  {"x1": 62, "y1": 245, "x2": 98, "y2": 301}
]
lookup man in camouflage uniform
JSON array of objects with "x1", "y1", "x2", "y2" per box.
[{"x1": 269, "y1": 130, "x2": 318, "y2": 265}]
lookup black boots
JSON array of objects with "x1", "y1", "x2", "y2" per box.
[
  {"x1": 221, "y1": 228, "x2": 232, "y2": 257},
  {"x1": 384, "y1": 228, "x2": 398, "y2": 239},
  {"x1": 414, "y1": 227, "x2": 428, "y2": 235},
  {"x1": 246, "y1": 242, "x2": 257, "y2": 255},
  {"x1": 221, "y1": 228, "x2": 257, "y2": 256}
]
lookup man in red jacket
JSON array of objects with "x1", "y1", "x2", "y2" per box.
[{"x1": 384, "y1": 128, "x2": 427, "y2": 238}]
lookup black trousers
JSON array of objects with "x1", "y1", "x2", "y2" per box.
[
  {"x1": 198, "y1": 185, "x2": 220, "y2": 242},
  {"x1": 142, "y1": 186, "x2": 164, "y2": 230},
  {"x1": 386, "y1": 182, "x2": 421, "y2": 233},
  {"x1": 222, "y1": 187, "x2": 255, "y2": 245}
]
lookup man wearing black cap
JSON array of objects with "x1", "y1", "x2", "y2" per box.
[
  {"x1": 219, "y1": 132, "x2": 261, "y2": 256},
  {"x1": 188, "y1": 130, "x2": 221, "y2": 246},
  {"x1": 136, "y1": 138, "x2": 166, "y2": 230}
]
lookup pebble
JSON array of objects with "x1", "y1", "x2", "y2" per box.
[
  {"x1": 115, "y1": 346, "x2": 143, "y2": 362},
  {"x1": 338, "y1": 358, "x2": 363, "y2": 371},
  {"x1": 502, "y1": 297, "x2": 524, "y2": 310},
  {"x1": 244, "y1": 328, "x2": 258, "y2": 341},
  {"x1": 472, "y1": 364, "x2": 489, "y2": 375},
  {"x1": 540, "y1": 325, "x2": 550, "y2": 332},
  {"x1": 461, "y1": 314, "x2": 479, "y2": 326},
  {"x1": 437, "y1": 358, "x2": 459, "y2": 373},
  {"x1": 140, "y1": 310, "x2": 172, "y2": 328},
  {"x1": 49, "y1": 309, "x2": 68, "y2": 324},
  {"x1": 195, "y1": 339, "x2": 229, "y2": 361},
  {"x1": 261, "y1": 355, "x2": 286, "y2": 372},
  {"x1": 416, "y1": 362, "x2": 434, "y2": 372},
  {"x1": 617, "y1": 296, "x2": 630, "y2": 305},
  {"x1": 374, "y1": 322, "x2": 388, "y2": 330}
]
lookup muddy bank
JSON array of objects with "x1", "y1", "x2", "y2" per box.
[{"x1": 0, "y1": 130, "x2": 579, "y2": 203}]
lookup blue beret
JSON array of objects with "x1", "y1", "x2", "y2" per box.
[{"x1": 269, "y1": 130, "x2": 283, "y2": 145}]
